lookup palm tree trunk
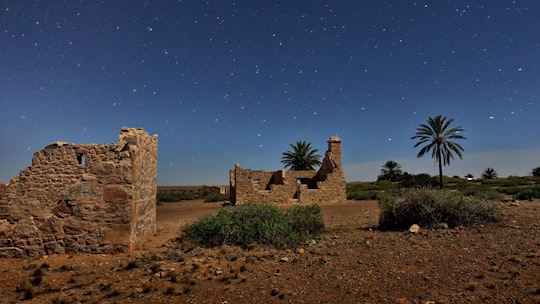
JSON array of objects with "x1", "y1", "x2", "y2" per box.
[{"x1": 437, "y1": 148, "x2": 443, "y2": 189}]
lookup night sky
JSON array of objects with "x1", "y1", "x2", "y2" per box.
[{"x1": 1, "y1": 1, "x2": 539, "y2": 185}]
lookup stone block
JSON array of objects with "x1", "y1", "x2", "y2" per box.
[
  {"x1": 69, "y1": 181, "x2": 101, "y2": 200},
  {"x1": 63, "y1": 218, "x2": 87, "y2": 234},
  {"x1": 24, "y1": 245, "x2": 45, "y2": 258},
  {"x1": 0, "y1": 247, "x2": 24, "y2": 258},
  {"x1": 93, "y1": 161, "x2": 116, "y2": 175},
  {"x1": 44, "y1": 241, "x2": 65, "y2": 254},
  {"x1": 39, "y1": 215, "x2": 65, "y2": 237},
  {"x1": 0, "y1": 239, "x2": 13, "y2": 246},
  {"x1": 12, "y1": 218, "x2": 39, "y2": 238},
  {"x1": 103, "y1": 185, "x2": 131, "y2": 204},
  {"x1": 13, "y1": 240, "x2": 27, "y2": 247},
  {"x1": 0, "y1": 219, "x2": 13, "y2": 237},
  {"x1": 27, "y1": 237, "x2": 43, "y2": 246}
]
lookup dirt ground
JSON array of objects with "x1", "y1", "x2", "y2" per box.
[{"x1": 0, "y1": 199, "x2": 539, "y2": 303}]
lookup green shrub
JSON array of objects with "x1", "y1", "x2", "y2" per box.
[
  {"x1": 181, "y1": 203, "x2": 324, "y2": 249},
  {"x1": 459, "y1": 186, "x2": 504, "y2": 201},
  {"x1": 347, "y1": 189, "x2": 379, "y2": 200},
  {"x1": 472, "y1": 188, "x2": 504, "y2": 201},
  {"x1": 503, "y1": 176, "x2": 531, "y2": 187},
  {"x1": 378, "y1": 188, "x2": 502, "y2": 230},
  {"x1": 203, "y1": 193, "x2": 229, "y2": 202},
  {"x1": 286, "y1": 204, "x2": 324, "y2": 236},
  {"x1": 499, "y1": 186, "x2": 522, "y2": 195},
  {"x1": 513, "y1": 185, "x2": 540, "y2": 200}
]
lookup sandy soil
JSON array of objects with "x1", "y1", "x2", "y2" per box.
[{"x1": 0, "y1": 199, "x2": 539, "y2": 303}]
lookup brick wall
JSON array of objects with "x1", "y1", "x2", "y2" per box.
[{"x1": 0, "y1": 127, "x2": 158, "y2": 258}]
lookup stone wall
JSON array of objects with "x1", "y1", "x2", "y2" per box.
[
  {"x1": 0, "y1": 127, "x2": 158, "y2": 258},
  {"x1": 229, "y1": 136, "x2": 346, "y2": 204}
]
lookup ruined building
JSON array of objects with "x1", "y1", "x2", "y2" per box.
[
  {"x1": 229, "y1": 136, "x2": 346, "y2": 204},
  {"x1": 0, "y1": 128, "x2": 158, "y2": 258}
]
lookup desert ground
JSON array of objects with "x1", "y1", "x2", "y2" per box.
[{"x1": 0, "y1": 199, "x2": 539, "y2": 303}]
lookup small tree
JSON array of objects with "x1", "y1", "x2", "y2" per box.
[
  {"x1": 281, "y1": 140, "x2": 322, "y2": 171},
  {"x1": 482, "y1": 167, "x2": 498, "y2": 179},
  {"x1": 532, "y1": 167, "x2": 540, "y2": 177},
  {"x1": 377, "y1": 160, "x2": 403, "y2": 182}
]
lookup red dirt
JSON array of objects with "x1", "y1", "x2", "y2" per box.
[{"x1": 0, "y1": 199, "x2": 539, "y2": 303}]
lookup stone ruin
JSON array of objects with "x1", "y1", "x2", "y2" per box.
[
  {"x1": 229, "y1": 136, "x2": 346, "y2": 205},
  {"x1": 0, "y1": 128, "x2": 158, "y2": 258}
]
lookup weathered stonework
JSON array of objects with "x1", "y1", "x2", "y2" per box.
[
  {"x1": 229, "y1": 136, "x2": 346, "y2": 204},
  {"x1": 0, "y1": 128, "x2": 158, "y2": 258}
]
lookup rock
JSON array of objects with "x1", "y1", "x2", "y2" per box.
[
  {"x1": 103, "y1": 185, "x2": 131, "y2": 204},
  {"x1": 279, "y1": 257, "x2": 289, "y2": 262},
  {"x1": 409, "y1": 224, "x2": 421, "y2": 234},
  {"x1": 0, "y1": 219, "x2": 13, "y2": 236},
  {"x1": 434, "y1": 222, "x2": 449, "y2": 229},
  {"x1": 0, "y1": 247, "x2": 24, "y2": 258},
  {"x1": 296, "y1": 248, "x2": 305, "y2": 254},
  {"x1": 12, "y1": 218, "x2": 39, "y2": 238},
  {"x1": 38, "y1": 215, "x2": 65, "y2": 236}
]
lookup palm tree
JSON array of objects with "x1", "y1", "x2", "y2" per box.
[
  {"x1": 411, "y1": 115, "x2": 466, "y2": 189},
  {"x1": 482, "y1": 167, "x2": 498, "y2": 179},
  {"x1": 378, "y1": 160, "x2": 403, "y2": 182},
  {"x1": 281, "y1": 140, "x2": 322, "y2": 171}
]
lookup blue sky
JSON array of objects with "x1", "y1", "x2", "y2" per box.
[{"x1": 1, "y1": 1, "x2": 539, "y2": 185}]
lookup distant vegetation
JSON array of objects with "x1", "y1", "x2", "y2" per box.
[
  {"x1": 182, "y1": 203, "x2": 324, "y2": 249},
  {"x1": 350, "y1": 173, "x2": 539, "y2": 231},
  {"x1": 157, "y1": 186, "x2": 228, "y2": 204},
  {"x1": 348, "y1": 174, "x2": 540, "y2": 202},
  {"x1": 481, "y1": 167, "x2": 498, "y2": 179}
]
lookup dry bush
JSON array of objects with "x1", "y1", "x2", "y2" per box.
[{"x1": 379, "y1": 188, "x2": 502, "y2": 230}]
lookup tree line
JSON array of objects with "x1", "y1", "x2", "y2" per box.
[{"x1": 281, "y1": 114, "x2": 539, "y2": 189}]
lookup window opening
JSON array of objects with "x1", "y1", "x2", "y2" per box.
[{"x1": 77, "y1": 154, "x2": 86, "y2": 166}]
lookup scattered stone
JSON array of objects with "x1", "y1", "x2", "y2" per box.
[
  {"x1": 409, "y1": 224, "x2": 421, "y2": 234},
  {"x1": 279, "y1": 257, "x2": 289, "y2": 262},
  {"x1": 296, "y1": 248, "x2": 305, "y2": 254},
  {"x1": 215, "y1": 270, "x2": 223, "y2": 275}
]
